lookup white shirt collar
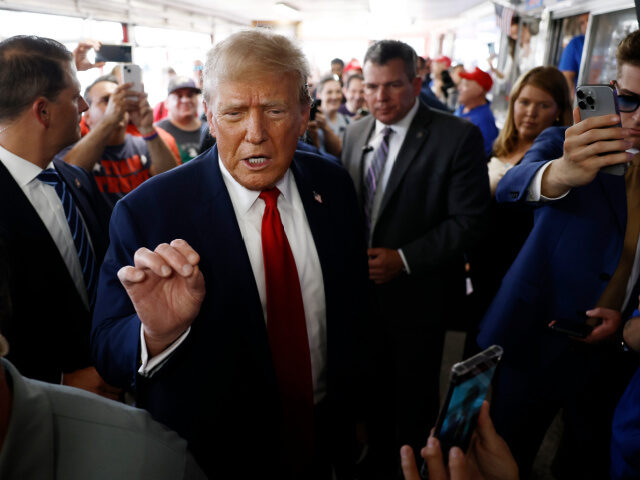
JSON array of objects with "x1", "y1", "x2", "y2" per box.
[
  {"x1": 218, "y1": 156, "x2": 293, "y2": 214},
  {"x1": 373, "y1": 97, "x2": 420, "y2": 138},
  {"x1": 0, "y1": 144, "x2": 49, "y2": 187}
]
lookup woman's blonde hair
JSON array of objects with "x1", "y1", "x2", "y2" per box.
[{"x1": 493, "y1": 66, "x2": 572, "y2": 157}]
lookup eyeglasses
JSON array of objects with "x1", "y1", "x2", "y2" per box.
[{"x1": 611, "y1": 80, "x2": 640, "y2": 113}]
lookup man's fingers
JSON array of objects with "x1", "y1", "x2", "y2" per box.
[
  {"x1": 133, "y1": 247, "x2": 174, "y2": 277},
  {"x1": 154, "y1": 243, "x2": 194, "y2": 277},
  {"x1": 400, "y1": 445, "x2": 421, "y2": 480},
  {"x1": 117, "y1": 265, "x2": 145, "y2": 285},
  {"x1": 448, "y1": 447, "x2": 471, "y2": 480},
  {"x1": 424, "y1": 436, "x2": 448, "y2": 480},
  {"x1": 572, "y1": 106, "x2": 581, "y2": 125},
  {"x1": 170, "y1": 239, "x2": 201, "y2": 265},
  {"x1": 569, "y1": 113, "x2": 622, "y2": 136}
]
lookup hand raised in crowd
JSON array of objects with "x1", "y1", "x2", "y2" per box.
[
  {"x1": 73, "y1": 40, "x2": 104, "y2": 71},
  {"x1": 368, "y1": 247, "x2": 405, "y2": 284},
  {"x1": 102, "y1": 82, "x2": 141, "y2": 129},
  {"x1": 117, "y1": 239, "x2": 206, "y2": 358},
  {"x1": 128, "y1": 89, "x2": 154, "y2": 133},
  {"x1": 401, "y1": 402, "x2": 519, "y2": 480},
  {"x1": 582, "y1": 307, "x2": 622, "y2": 344},
  {"x1": 542, "y1": 107, "x2": 633, "y2": 197}
]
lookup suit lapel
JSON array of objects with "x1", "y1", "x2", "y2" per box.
[
  {"x1": 345, "y1": 116, "x2": 376, "y2": 199},
  {"x1": 193, "y1": 147, "x2": 265, "y2": 321},
  {"x1": 290, "y1": 158, "x2": 334, "y2": 305},
  {"x1": 378, "y1": 102, "x2": 432, "y2": 218},
  {"x1": 0, "y1": 161, "x2": 83, "y2": 303}
]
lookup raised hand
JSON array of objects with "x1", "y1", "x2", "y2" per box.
[
  {"x1": 117, "y1": 239, "x2": 206, "y2": 357},
  {"x1": 542, "y1": 108, "x2": 633, "y2": 197}
]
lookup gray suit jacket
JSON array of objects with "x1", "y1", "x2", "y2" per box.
[
  {"x1": 0, "y1": 359, "x2": 206, "y2": 480},
  {"x1": 342, "y1": 101, "x2": 490, "y2": 322}
]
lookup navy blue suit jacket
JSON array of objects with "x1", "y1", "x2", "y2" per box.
[
  {"x1": 91, "y1": 146, "x2": 369, "y2": 478},
  {"x1": 477, "y1": 126, "x2": 627, "y2": 367},
  {"x1": 0, "y1": 158, "x2": 111, "y2": 382}
]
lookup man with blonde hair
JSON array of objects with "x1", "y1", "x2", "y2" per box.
[{"x1": 92, "y1": 29, "x2": 368, "y2": 479}]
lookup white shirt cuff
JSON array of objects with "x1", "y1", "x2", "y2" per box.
[
  {"x1": 138, "y1": 326, "x2": 191, "y2": 377},
  {"x1": 398, "y1": 249, "x2": 411, "y2": 275},
  {"x1": 526, "y1": 159, "x2": 570, "y2": 202}
]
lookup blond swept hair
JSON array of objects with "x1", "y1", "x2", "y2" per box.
[
  {"x1": 203, "y1": 28, "x2": 311, "y2": 107},
  {"x1": 493, "y1": 66, "x2": 572, "y2": 158}
]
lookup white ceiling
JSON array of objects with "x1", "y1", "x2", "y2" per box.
[{"x1": 0, "y1": 0, "x2": 491, "y2": 33}]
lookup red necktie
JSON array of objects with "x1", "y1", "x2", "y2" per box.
[{"x1": 259, "y1": 188, "x2": 314, "y2": 464}]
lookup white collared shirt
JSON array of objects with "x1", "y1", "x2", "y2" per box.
[
  {"x1": 141, "y1": 158, "x2": 328, "y2": 403},
  {"x1": 0, "y1": 145, "x2": 89, "y2": 308}
]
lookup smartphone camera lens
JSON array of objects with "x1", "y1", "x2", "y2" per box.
[
  {"x1": 586, "y1": 96, "x2": 595, "y2": 105},
  {"x1": 577, "y1": 89, "x2": 585, "y2": 99},
  {"x1": 578, "y1": 100, "x2": 587, "y2": 110}
]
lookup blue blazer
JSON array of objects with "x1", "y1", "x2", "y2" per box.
[
  {"x1": 477, "y1": 127, "x2": 627, "y2": 367},
  {"x1": 91, "y1": 146, "x2": 369, "y2": 478},
  {"x1": 0, "y1": 158, "x2": 111, "y2": 383}
]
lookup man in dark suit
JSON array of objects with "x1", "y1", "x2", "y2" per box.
[
  {"x1": 92, "y1": 29, "x2": 368, "y2": 479},
  {"x1": 478, "y1": 29, "x2": 640, "y2": 479},
  {"x1": 340, "y1": 40, "x2": 490, "y2": 476},
  {"x1": 0, "y1": 36, "x2": 116, "y2": 396}
]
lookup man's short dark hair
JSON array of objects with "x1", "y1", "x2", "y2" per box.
[
  {"x1": 0, "y1": 35, "x2": 73, "y2": 123},
  {"x1": 363, "y1": 40, "x2": 417, "y2": 80},
  {"x1": 84, "y1": 75, "x2": 119, "y2": 106},
  {"x1": 331, "y1": 58, "x2": 344, "y2": 67},
  {"x1": 345, "y1": 74, "x2": 364, "y2": 89},
  {"x1": 616, "y1": 30, "x2": 640, "y2": 76}
]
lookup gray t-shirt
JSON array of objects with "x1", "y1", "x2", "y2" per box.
[{"x1": 155, "y1": 119, "x2": 201, "y2": 164}]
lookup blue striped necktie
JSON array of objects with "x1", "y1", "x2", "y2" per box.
[
  {"x1": 37, "y1": 168, "x2": 97, "y2": 307},
  {"x1": 363, "y1": 126, "x2": 393, "y2": 240}
]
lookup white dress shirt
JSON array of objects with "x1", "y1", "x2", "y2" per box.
[
  {"x1": 361, "y1": 98, "x2": 419, "y2": 270},
  {"x1": 141, "y1": 158, "x2": 328, "y2": 403},
  {"x1": 0, "y1": 145, "x2": 89, "y2": 308}
]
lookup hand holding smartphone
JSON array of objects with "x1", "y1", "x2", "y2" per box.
[
  {"x1": 419, "y1": 345, "x2": 503, "y2": 477},
  {"x1": 576, "y1": 85, "x2": 628, "y2": 176}
]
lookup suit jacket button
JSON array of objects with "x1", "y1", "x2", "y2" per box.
[{"x1": 600, "y1": 273, "x2": 611, "y2": 281}]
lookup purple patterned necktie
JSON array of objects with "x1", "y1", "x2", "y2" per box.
[{"x1": 363, "y1": 126, "x2": 393, "y2": 240}]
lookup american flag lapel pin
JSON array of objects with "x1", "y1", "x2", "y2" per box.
[{"x1": 313, "y1": 191, "x2": 323, "y2": 204}]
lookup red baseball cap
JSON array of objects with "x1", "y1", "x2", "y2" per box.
[
  {"x1": 344, "y1": 58, "x2": 362, "y2": 73},
  {"x1": 434, "y1": 55, "x2": 452, "y2": 68},
  {"x1": 459, "y1": 67, "x2": 493, "y2": 92}
]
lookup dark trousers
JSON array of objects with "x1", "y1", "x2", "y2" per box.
[
  {"x1": 491, "y1": 342, "x2": 637, "y2": 480},
  {"x1": 362, "y1": 320, "x2": 445, "y2": 479}
]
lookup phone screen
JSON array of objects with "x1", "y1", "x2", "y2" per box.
[
  {"x1": 487, "y1": 42, "x2": 496, "y2": 56},
  {"x1": 95, "y1": 44, "x2": 133, "y2": 63},
  {"x1": 435, "y1": 346, "x2": 502, "y2": 454}
]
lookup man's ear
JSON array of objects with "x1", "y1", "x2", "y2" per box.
[
  {"x1": 204, "y1": 103, "x2": 217, "y2": 138},
  {"x1": 412, "y1": 76, "x2": 423, "y2": 97},
  {"x1": 32, "y1": 98, "x2": 50, "y2": 128}
]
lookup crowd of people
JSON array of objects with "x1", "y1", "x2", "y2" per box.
[{"x1": 0, "y1": 19, "x2": 639, "y2": 480}]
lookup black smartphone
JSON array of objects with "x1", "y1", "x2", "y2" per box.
[
  {"x1": 576, "y1": 85, "x2": 627, "y2": 176},
  {"x1": 310, "y1": 99, "x2": 322, "y2": 121},
  {"x1": 548, "y1": 320, "x2": 593, "y2": 338},
  {"x1": 95, "y1": 44, "x2": 133, "y2": 63},
  {"x1": 431, "y1": 345, "x2": 503, "y2": 462}
]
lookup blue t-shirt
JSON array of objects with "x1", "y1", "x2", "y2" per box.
[
  {"x1": 611, "y1": 366, "x2": 640, "y2": 479},
  {"x1": 455, "y1": 102, "x2": 498, "y2": 158},
  {"x1": 558, "y1": 35, "x2": 585, "y2": 85}
]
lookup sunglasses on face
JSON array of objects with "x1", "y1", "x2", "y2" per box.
[{"x1": 611, "y1": 80, "x2": 640, "y2": 113}]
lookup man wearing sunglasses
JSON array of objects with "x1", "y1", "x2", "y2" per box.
[{"x1": 477, "y1": 30, "x2": 640, "y2": 479}]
